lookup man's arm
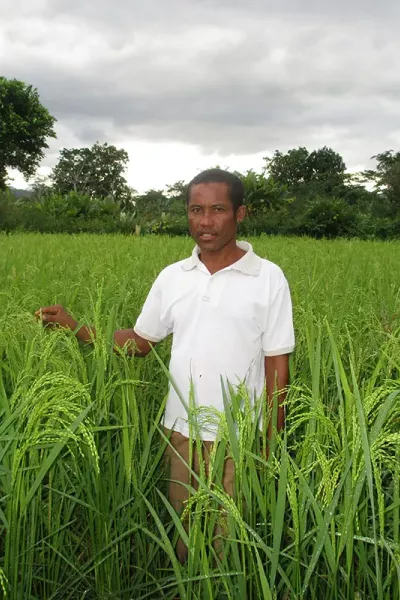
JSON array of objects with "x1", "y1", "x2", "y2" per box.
[
  {"x1": 35, "y1": 304, "x2": 155, "y2": 357},
  {"x1": 265, "y1": 354, "x2": 290, "y2": 438},
  {"x1": 114, "y1": 328, "x2": 155, "y2": 356}
]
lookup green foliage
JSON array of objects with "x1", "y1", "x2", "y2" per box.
[
  {"x1": 364, "y1": 150, "x2": 400, "y2": 205},
  {"x1": 0, "y1": 190, "x2": 133, "y2": 234},
  {"x1": 165, "y1": 179, "x2": 187, "y2": 203},
  {"x1": 2, "y1": 142, "x2": 400, "y2": 239},
  {"x1": 2, "y1": 184, "x2": 400, "y2": 239},
  {"x1": 133, "y1": 189, "x2": 170, "y2": 224},
  {"x1": 300, "y1": 196, "x2": 361, "y2": 238},
  {"x1": 336, "y1": 174, "x2": 378, "y2": 207},
  {"x1": 0, "y1": 77, "x2": 56, "y2": 188},
  {"x1": 265, "y1": 146, "x2": 347, "y2": 201},
  {"x1": 0, "y1": 190, "x2": 23, "y2": 231},
  {"x1": 307, "y1": 146, "x2": 346, "y2": 186},
  {"x1": 133, "y1": 184, "x2": 187, "y2": 234},
  {"x1": 1, "y1": 234, "x2": 400, "y2": 598},
  {"x1": 264, "y1": 146, "x2": 310, "y2": 188},
  {"x1": 239, "y1": 169, "x2": 294, "y2": 215},
  {"x1": 51, "y1": 142, "x2": 134, "y2": 209}
]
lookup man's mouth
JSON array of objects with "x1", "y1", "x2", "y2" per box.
[{"x1": 199, "y1": 233, "x2": 217, "y2": 241}]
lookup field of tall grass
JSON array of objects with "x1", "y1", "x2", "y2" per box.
[{"x1": 1, "y1": 233, "x2": 400, "y2": 599}]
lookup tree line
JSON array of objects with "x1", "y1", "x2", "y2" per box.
[{"x1": 1, "y1": 76, "x2": 400, "y2": 238}]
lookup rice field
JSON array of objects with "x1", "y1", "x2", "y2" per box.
[{"x1": 1, "y1": 232, "x2": 400, "y2": 600}]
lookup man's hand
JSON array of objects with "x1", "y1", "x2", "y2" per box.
[
  {"x1": 35, "y1": 305, "x2": 154, "y2": 356},
  {"x1": 35, "y1": 304, "x2": 78, "y2": 330},
  {"x1": 265, "y1": 354, "x2": 290, "y2": 459}
]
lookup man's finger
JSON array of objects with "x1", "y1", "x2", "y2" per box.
[
  {"x1": 41, "y1": 313, "x2": 57, "y2": 322},
  {"x1": 36, "y1": 306, "x2": 59, "y2": 316}
]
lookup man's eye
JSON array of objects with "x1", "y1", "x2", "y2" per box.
[{"x1": 214, "y1": 207, "x2": 223, "y2": 212}]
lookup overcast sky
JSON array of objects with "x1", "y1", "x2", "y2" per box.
[{"x1": 1, "y1": 0, "x2": 399, "y2": 191}]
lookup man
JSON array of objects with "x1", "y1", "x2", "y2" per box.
[{"x1": 36, "y1": 168, "x2": 295, "y2": 561}]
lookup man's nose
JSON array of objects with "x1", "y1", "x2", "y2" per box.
[{"x1": 199, "y1": 211, "x2": 214, "y2": 228}]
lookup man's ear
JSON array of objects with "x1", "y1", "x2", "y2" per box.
[{"x1": 236, "y1": 205, "x2": 246, "y2": 224}]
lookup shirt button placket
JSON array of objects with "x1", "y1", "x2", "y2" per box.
[{"x1": 202, "y1": 276, "x2": 212, "y2": 302}]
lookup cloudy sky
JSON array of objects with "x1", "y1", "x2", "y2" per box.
[{"x1": 1, "y1": 0, "x2": 400, "y2": 191}]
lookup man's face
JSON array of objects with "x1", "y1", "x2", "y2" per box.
[{"x1": 187, "y1": 182, "x2": 246, "y2": 252}]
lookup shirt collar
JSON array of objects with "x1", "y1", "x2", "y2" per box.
[{"x1": 181, "y1": 240, "x2": 261, "y2": 276}]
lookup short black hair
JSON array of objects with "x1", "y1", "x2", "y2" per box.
[{"x1": 186, "y1": 168, "x2": 245, "y2": 212}]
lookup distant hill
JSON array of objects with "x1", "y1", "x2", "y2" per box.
[{"x1": 9, "y1": 187, "x2": 33, "y2": 198}]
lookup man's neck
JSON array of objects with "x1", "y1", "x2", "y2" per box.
[{"x1": 199, "y1": 240, "x2": 246, "y2": 275}]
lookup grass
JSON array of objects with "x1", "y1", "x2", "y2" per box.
[{"x1": 0, "y1": 232, "x2": 400, "y2": 599}]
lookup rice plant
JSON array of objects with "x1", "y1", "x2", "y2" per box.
[{"x1": 1, "y1": 233, "x2": 400, "y2": 599}]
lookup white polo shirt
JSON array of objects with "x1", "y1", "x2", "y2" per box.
[{"x1": 134, "y1": 241, "x2": 295, "y2": 440}]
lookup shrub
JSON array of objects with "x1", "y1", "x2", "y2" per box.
[{"x1": 299, "y1": 196, "x2": 361, "y2": 238}]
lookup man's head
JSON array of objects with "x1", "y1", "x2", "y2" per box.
[{"x1": 186, "y1": 169, "x2": 246, "y2": 252}]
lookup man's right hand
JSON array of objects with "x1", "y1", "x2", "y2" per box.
[
  {"x1": 35, "y1": 305, "x2": 155, "y2": 356},
  {"x1": 35, "y1": 304, "x2": 78, "y2": 330}
]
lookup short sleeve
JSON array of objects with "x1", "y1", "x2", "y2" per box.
[
  {"x1": 134, "y1": 272, "x2": 172, "y2": 343},
  {"x1": 262, "y1": 276, "x2": 295, "y2": 357}
]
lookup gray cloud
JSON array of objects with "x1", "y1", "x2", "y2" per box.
[{"x1": 1, "y1": 0, "x2": 399, "y2": 175}]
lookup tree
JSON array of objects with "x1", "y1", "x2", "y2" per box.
[
  {"x1": 301, "y1": 196, "x2": 360, "y2": 238},
  {"x1": 166, "y1": 180, "x2": 187, "y2": 202},
  {"x1": 239, "y1": 169, "x2": 293, "y2": 216},
  {"x1": 0, "y1": 77, "x2": 56, "y2": 189},
  {"x1": 307, "y1": 147, "x2": 346, "y2": 191},
  {"x1": 363, "y1": 150, "x2": 400, "y2": 207},
  {"x1": 264, "y1": 146, "x2": 346, "y2": 196},
  {"x1": 165, "y1": 180, "x2": 187, "y2": 217},
  {"x1": 264, "y1": 147, "x2": 310, "y2": 188},
  {"x1": 51, "y1": 142, "x2": 134, "y2": 209},
  {"x1": 133, "y1": 189, "x2": 169, "y2": 223},
  {"x1": 30, "y1": 175, "x2": 53, "y2": 200},
  {"x1": 0, "y1": 189, "x2": 22, "y2": 230}
]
